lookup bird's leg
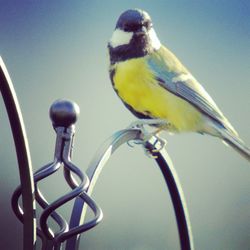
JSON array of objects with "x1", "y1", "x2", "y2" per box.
[
  {"x1": 128, "y1": 118, "x2": 168, "y2": 129},
  {"x1": 128, "y1": 118, "x2": 167, "y2": 143},
  {"x1": 127, "y1": 119, "x2": 168, "y2": 156}
]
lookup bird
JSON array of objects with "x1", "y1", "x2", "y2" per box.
[{"x1": 108, "y1": 9, "x2": 250, "y2": 161}]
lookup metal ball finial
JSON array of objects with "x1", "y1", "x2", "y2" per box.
[{"x1": 50, "y1": 99, "x2": 80, "y2": 128}]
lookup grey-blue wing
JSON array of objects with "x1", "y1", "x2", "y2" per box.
[{"x1": 147, "y1": 50, "x2": 230, "y2": 130}]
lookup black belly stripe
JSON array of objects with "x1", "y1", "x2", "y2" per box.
[
  {"x1": 123, "y1": 102, "x2": 153, "y2": 119},
  {"x1": 109, "y1": 68, "x2": 116, "y2": 87},
  {"x1": 109, "y1": 68, "x2": 120, "y2": 96},
  {"x1": 109, "y1": 68, "x2": 152, "y2": 119}
]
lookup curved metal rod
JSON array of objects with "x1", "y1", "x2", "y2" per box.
[
  {"x1": 39, "y1": 142, "x2": 90, "y2": 240},
  {"x1": 66, "y1": 129, "x2": 194, "y2": 250},
  {"x1": 12, "y1": 162, "x2": 60, "y2": 223},
  {"x1": 12, "y1": 161, "x2": 68, "y2": 242},
  {"x1": 34, "y1": 162, "x2": 68, "y2": 239},
  {"x1": 39, "y1": 173, "x2": 86, "y2": 239},
  {"x1": 0, "y1": 57, "x2": 36, "y2": 249},
  {"x1": 52, "y1": 135, "x2": 103, "y2": 247},
  {"x1": 145, "y1": 139, "x2": 194, "y2": 250},
  {"x1": 55, "y1": 165, "x2": 103, "y2": 245},
  {"x1": 54, "y1": 191, "x2": 103, "y2": 247},
  {"x1": 35, "y1": 188, "x2": 66, "y2": 237},
  {"x1": 65, "y1": 129, "x2": 142, "y2": 249}
]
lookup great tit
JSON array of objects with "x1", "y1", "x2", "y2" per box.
[{"x1": 108, "y1": 9, "x2": 250, "y2": 161}]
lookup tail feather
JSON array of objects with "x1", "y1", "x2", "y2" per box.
[{"x1": 219, "y1": 129, "x2": 250, "y2": 162}]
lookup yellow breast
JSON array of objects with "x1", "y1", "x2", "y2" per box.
[{"x1": 112, "y1": 57, "x2": 203, "y2": 132}]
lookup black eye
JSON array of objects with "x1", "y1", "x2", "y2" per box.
[
  {"x1": 123, "y1": 22, "x2": 141, "y2": 32},
  {"x1": 144, "y1": 21, "x2": 152, "y2": 29},
  {"x1": 123, "y1": 25, "x2": 130, "y2": 32}
]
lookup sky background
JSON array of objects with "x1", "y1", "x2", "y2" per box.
[{"x1": 0, "y1": 0, "x2": 249, "y2": 249}]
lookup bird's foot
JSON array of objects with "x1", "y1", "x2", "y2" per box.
[
  {"x1": 127, "y1": 118, "x2": 166, "y2": 145},
  {"x1": 143, "y1": 134, "x2": 167, "y2": 158},
  {"x1": 127, "y1": 119, "x2": 168, "y2": 157}
]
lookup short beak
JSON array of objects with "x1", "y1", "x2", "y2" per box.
[{"x1": 136, "y1": 26, "x2": 147, "y2": 36}]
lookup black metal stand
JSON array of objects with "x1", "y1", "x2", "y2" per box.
[
  {"x1": 0, "y1": 57, "x2": 194, "y2": 250},
  {"x1": 0, "y1": 57, "x2": 36, "y2": 250}
]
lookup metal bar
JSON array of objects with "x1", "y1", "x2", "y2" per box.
[
  {"x1": 55, "y1": 191, "x2": 102, "y2": 245},
  {"x1": 65, "y1": 129, "x2": 142, "y2": 249},
  {"x1": 11, "y1": 161, "x2": 66, "y2": 241},
  {"x1": 0, "y1": 57, "x2": 36, "y2": 249},
  {"x1": 34, "y1": 161, "x2": 68, "y2": 240},
  {"x1": 41, "y1": 239, "x2": 54, "y2": 250},
  {"x1": 145, "y1": 139, "x2": 194, "y2": 250},
  {"x1": 53, "y1": 126, "x2": 103, "y2": 245}
]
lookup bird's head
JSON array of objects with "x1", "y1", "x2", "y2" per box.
[{"x1": 108, "y1": 9, "x2": 161, "y2": 63}]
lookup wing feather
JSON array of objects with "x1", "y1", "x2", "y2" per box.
[{"x1": 147, "y1": 46, "x2": 233, "y2": 132}]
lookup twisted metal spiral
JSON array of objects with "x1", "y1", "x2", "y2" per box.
[{"x1": 11, "y1": 100, "x2": 103, "y2": 249}]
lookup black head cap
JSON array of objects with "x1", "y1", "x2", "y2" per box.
[
  {"x1": 109, "y1": 9, "x2": 156, "y2": 64},
  {"x1": 116, "y1": 9, "x2": 152, "y2": 32}
]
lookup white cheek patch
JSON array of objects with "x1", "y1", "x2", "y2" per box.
[
  {"x1": 148, "y1": 28, "x2": 161, "y2": 50},
  {"x1": 109, "y1": 29, "x2": 133, "y2": 48}
]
